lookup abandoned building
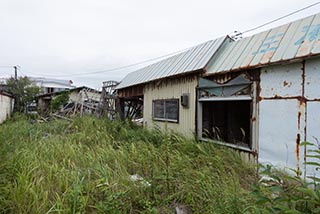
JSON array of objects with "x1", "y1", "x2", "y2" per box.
[
  {"x1": 37, "y1": 86, "x2": 101, "y2": 114},
  {"x1": 0, "y1": 90, "x2": 14, "y2": 124},
  {"x1": 116, "y1": 12, "x2": 320, "y2": 177}
]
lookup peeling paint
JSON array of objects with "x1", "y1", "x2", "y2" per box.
[{"x1": 283, "y1": 81, "x2": 292, "y2": 87}]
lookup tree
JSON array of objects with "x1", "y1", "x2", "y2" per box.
[
  {"x1": 6, "y1": 76, "x2": 41, "y2": 113},
  {"x1": 50, "y1": 91, "x2": 70, "y2": 112}
]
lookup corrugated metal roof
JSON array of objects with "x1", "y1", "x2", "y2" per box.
[
  {"x1": 116, "y1": 36, "x2": 227, "y2": 89},
  {"x1": 207, "y1": 13, "x2": 320, "y2": 74}
]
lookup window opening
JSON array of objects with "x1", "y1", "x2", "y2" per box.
[
  {"x1": 202, "y1": 100, "x2": 251, "y2": 147},
  {"x1": 153, "y1": 99, "x2": 179, "y2": 122},
  {"x1": 198, "y1": 73, "x2": 253, "y2": 148}
]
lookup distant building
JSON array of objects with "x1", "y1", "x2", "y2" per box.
[
  {"x1": 37, "y1": 86, "x2": 101, "y2": 113},
  {"x1": 29, "y1": 77, "x2": 75, "y2": 94},
  {"x1": 0, "y1": 76, "x2": 74, "y2": 94},
  {"x1": 0, "y1": 77, "x2": 7, "y2": 84}
]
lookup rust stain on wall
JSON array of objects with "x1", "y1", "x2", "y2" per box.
[
  {"x1": 296, "y1": 133, "x2": 300, "y2": 174},
  {"x1": 283, "y1": 81, "x2": 292, "y2": 87},
  {"x1": 298, "y1": 111, "x2": 301, "y2": 130}
]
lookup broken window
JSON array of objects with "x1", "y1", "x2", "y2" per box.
[
  {"x1": 198, "y1": 74, "x2": 254, "y2": 149},
  {"x1": 202, "y1": 100, "x2": 251, "y2": 147},
  {"x1": 152, "y1": 99, "x2": 179, "y2": 122}
]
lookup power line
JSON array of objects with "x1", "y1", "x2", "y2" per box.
[
  {"x1": 9, "y1": 2, "x2": 320, "y2": 79},
  {"x1": 22, "y1": 46, "x2": 193, "y2": 78},
  {"x1": 17, "y1": 67, "x2": 27, "y2": 77},
  {"x1": 242, "y1": 1, "x2": 320, "y2": 34}
]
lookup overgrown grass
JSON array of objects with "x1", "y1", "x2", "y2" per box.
[{"x1": 0, "y1": 115, "x2": 256, "y2": 213}]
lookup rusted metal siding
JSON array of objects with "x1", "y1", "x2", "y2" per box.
[
  {"x1": 207, "y1": 13, "x2": 320, "y2": 75},
  {"x1": 305, "y1": 57, "x2": 320, "y2": 99},
  {"x1": 259, "y1": 63, "x2": 303, "y2": 98},
  {"x1": 258, "y1": 58, "x2": 320, "y2": 176},
  {"x1": 258, "y1": 99, "x2": 305, "y2": 171},
  {"x1": 0, "y1": 93, "x2": 14, "y2": 124},
  {"x1": 305, "y1": 58, "x2": 320, "y2": 177},
  {"x1": 116, "y1": 37, "x2": 227, "y2": 90},
  {"x1": 306, "y1": 101, "x2": 320, "y2": 177},
  {"x1": 143, "y1": 75, "x2": 198, "y2": 137}
]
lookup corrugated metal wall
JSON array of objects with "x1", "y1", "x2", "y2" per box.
[
  {"x1": 0, "y1": 94, "x2": 14, "y2": 124},
  {"x1": 258, "y1": 56, "x2": 320, "y2": 177},
  {"x1": 143, "y1": 75, "x2": 198, "y2": 137}
]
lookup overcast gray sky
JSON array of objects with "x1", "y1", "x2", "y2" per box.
[{"x1": 0, "y1": 0, "x2": 319, "y2": 88}]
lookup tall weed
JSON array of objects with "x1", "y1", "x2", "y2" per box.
[{"x1": 0, "y1": 115, "x2": 255, "y2": 213}]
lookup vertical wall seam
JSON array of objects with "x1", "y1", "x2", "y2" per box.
[{"x1": 302, "y1": 60, "x2": 307, "y2": 178}]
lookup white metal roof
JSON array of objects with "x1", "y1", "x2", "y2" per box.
[
  {"x1": 207, "y1": 13, "x2": 320, "y2": 74},
  {"x1": 29, "y1": 77, "x2": 74, "y2": 87},
  {"x1": 116, "y1": 36, "x2": 227, "y2": 89}
]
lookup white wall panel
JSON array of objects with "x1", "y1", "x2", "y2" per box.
[
  {"x1": 258, "y1": 99, "x2": 304, "y2": 171},
  {"x1": 260, "y1": 63, "x2": 302, "y2": 98},
  {"x1": 306, "y1": 101, "x2": 320, "y2": 178},
  {"x1": 0, "y1": 94, "x2": 14, "y2": 124},
  {"x1": 305, "y1": 57, "x2": 320, "y2": 100}
]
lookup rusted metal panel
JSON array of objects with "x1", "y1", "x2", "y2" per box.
[
  {"x1": 259, "y1": 63, "x2": 303, "y2": 98},
  {"x1": 306, "y1": 101, "x2": 320, "y2": 177},
  {"x1": 305, "y1": 57, "x2": 320, "y2": 100},
  {"x1": 116, "y1": 37, "x2": 227, "y2": 90},
  {"x1": 258, "y1": 99, "x2": 304, "y2": 172},
  {"x1": 207, "y1": 13, "x2": 320, "y2": 75}
]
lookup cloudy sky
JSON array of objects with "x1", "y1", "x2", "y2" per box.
[{"x1": 0, "y1": 0, "x2": 319, "y2": 88}]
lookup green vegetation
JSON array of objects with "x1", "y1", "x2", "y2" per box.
[
  {"x1": 1, "y1": 115, "x2": 319, "y2": 213},
  {"x1": 50, "y1": 91, "x2": 70, "y2": 112},
  {"x1": 0, "y1": 115, "x2": 255, "y2": 213},
  {"x1": 6, "y1": 76, "x2": 41, "y2": 112},
  {"x1": 246, "y1": 142, "x2": 320, "y2": 213}
]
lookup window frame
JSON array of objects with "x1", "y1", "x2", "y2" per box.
[
  {"x1": 197, "y1": 75, "x2": 258, "y2": 152},
  {"x1": 199, "y1": 98, "x2": 252, "y2": 150},
  {"x1": 152, "y1": 99, "x2": 179, "y2": 123}
]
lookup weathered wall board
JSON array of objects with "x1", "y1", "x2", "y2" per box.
[
  {"x1": 143, "y1": 76, "x2": 198, "y2": 137},
  {"x1": 0, "y1": 93, "x2": 14, "y2": 124}
]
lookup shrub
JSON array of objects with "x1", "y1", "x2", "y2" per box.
[
  {"x1": 50, "y1": 91, "x2": 70, "y2": 112},
  {"x1": 245, "y1": 142, "x2": 320, "y2": 213}
]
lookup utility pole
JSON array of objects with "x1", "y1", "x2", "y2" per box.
[{"x1": 13, "y1": 66, "x2": 18, "y2": 81}]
